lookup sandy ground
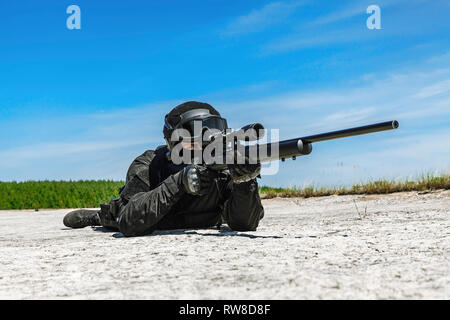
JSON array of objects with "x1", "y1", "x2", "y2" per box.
[{"x1": 0, "y1": 190, "x2": 448, "y2": 300}]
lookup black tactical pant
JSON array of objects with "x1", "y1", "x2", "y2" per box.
[{"x1": 99, "y1": 149, "x2": 264, "y2": 237}]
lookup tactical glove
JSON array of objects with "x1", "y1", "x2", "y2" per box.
[
  {"x1": 229, "y1": 163, "x2": 261, "y2": 184},
  {"x1": 182, "y1": 165, "x2": 214, "y2": 196}
]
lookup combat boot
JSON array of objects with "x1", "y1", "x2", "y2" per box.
[{"x1": 63, "y1": 209, "x2": 101, "y2": 228}]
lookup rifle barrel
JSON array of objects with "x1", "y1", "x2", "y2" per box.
[
  {"x1": 300, "y1": 120, "x2": 399, "y2": 143},
  {"x1": 247, "y1": 120, "x2": 399, "y2": 163}
]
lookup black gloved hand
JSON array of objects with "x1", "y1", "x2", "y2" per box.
[
  {"x1": 182, "y1": 165, "x2": 214, "y2": 196},
  {"x1": 229, "y1": 162, "x2": 261, "y2": 184}
]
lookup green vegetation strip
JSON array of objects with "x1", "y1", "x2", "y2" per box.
[
  {"x1": 0, "y1": 180, "x2": 124, "y2": 210},
  {"x1": 0, "y1": 174, "x2": 448, "y2": 209},
  {"x1": 260, "y1": 174, "x2": 449, "y2": 199}
]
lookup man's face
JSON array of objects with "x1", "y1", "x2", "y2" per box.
[{"x1": 181, "y1": 141, "x2": 202, "y2": 151}]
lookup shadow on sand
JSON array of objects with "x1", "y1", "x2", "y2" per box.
[{"x1": 109, "y1": 225, "x2": 282, "y2": 239}]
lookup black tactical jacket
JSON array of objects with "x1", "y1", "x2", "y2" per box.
[{"x1": 100, "y1": 146, "x2": 264, "y2": 237}]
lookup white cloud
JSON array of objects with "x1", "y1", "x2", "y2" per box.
[
  {"x1": 261, "y1": 0, "x2": 445, "y2": 54},
  {"x1": 308, "y1": 0, "x2": 428, "y2": 27},
  {"x1": 0, "y1": 140, "x2": 149, "y2": 168},
  {"x1": 323, "y1": 107, "x2": 377, "y2": 124},
  {"x1": 262, "y1": 29, "x2": 370, "y2": 54},
  {"x1": 223, "y1": 1, "x2": 304, "y2": 36},
  {"x1": 212, "y1": 60, "x2": 449, "y2": 137},
  {"x1": 412, "y1": 79, "x2": 450, "y2": 99},
  {"x1": 307, "y1": 5, "x2": 364, "y2": 26}
]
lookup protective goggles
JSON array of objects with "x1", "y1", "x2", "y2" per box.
[{"x1": 165, "y1": 109, "x2": 228, "y2": 141}]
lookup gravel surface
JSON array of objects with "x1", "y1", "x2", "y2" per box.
[{"x1": 0, "y1": 190, "x2": 448, "y2": 299}]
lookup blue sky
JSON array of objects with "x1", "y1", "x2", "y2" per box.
[{"x1": 0, "y1": 0, "x2": 449, "y2": 187}]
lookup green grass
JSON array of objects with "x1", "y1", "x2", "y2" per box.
[
  {"x1": 259, "y1": 173, "x2": 450, "y2": 199},
  {"x1": 0, "y1": 180, "x2": 124, "y2": 210},
  {"x1": 0, "y1": 174, "x2": 448, "y2": 209}
]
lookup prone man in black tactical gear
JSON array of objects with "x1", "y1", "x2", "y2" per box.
[{"x1": 63, "y1": 101, "x2": 264, "y2": 237}]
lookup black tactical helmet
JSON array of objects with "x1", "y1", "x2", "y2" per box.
[{"x1": 163, "y1": 101, "x2": 228, "y2": 150}]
